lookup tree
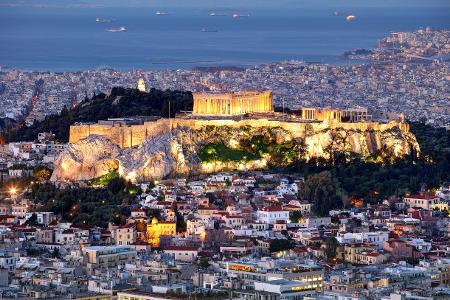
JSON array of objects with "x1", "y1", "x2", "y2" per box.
[
  {"x1": 33, "y1": 166, "x2": 52, "y2": 181},
  {"x1": 26, "y1": 181, "x2": 133, "y2": 228},
  {"x1": 289, "y1": 211, "x2": 302, "y2": 223},
  {"x1": 145, "y1": 208, "x2": 161, "y2": 219},
  {"x1": 52, "y1": 248, "x2": 60, "y2": 258},
  {"x1": 324, "y1": 236, "x2": 339, "y2": 259},
  {"x1": 301, "y1": 171, "x2": 346, "y2": 216},
  {"x1": 204, "y1": 229, "x2": 231, "y2": 250},
  {"x1": 107, "y1": 177, "x2": 126, "y2": 194},
  {"x1": 269, "y1": 239, "x2": 294, "y2": 253},
  {"x1": 175, "y1": 209, "x2": 186, "y2": 233},
  {"x1": 25, "y1": 213, "x2": 39, "y2": 226},
  {"x1": 147, "y1": 181, "x2": 156, "y2": 191},
  {"x1": 348, "y1": 217, "x2": 362, "y2": 227},
  {"x1": 197, "y1": 257, "x2": 210, "y2": 269}
]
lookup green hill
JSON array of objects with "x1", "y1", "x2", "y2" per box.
[{"x1": 5, "y1": 87, "x2": 193, "y2": 143}]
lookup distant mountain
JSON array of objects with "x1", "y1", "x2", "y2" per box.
[{"x1": 4, "y1": 87, "x2": 193, "y2": 143}]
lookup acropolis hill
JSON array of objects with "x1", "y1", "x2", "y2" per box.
[{"x1": 52, "y1": 91, "x2": 420, "y2": 183}]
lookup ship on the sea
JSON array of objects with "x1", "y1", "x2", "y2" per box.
[
  {"x1": 209, "y1": 12, "x2": 226, "y2": 17},
  {"x1": 346, "y1": 15, "x2": 356, "y2": 21},
  {"x1": 201, "y1": 28, "x2": 218, "y2": 32},
  {"x1": 106, "y1": 26, "x2": 126, "y2": 32},
  {"x1": 233, "y1": 13, "x2": 250, "y2": 18},
  {"x1": 96, "y1": 17, "x2": 113, "y2": 23},
  {"x1": 155, "y1": 11, "x2": 170, "y2": 16}
]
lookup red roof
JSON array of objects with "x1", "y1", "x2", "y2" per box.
[
  {"x1": 158, "y1": 221, "x2": 176, "y2": 224},
  {"x1": 118, "y1": 223, "x2": 135, "y2": 229},
  {"x1": 292, "y1": 247, "x2": 308, "y2": 253},
  {"x1": 261, "y1": 205, "x2": 284, "y2": 212},
  {"x1": 308, "y1": 246, "x2": 322, "y2": 251},
  {"x1": 284, "y1": 204, "x2": 300, "y2": 209}
]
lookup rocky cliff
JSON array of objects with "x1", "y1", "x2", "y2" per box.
[
  {"x1": 51, "y1": 122, "x2": 420, "y2": 183},
  {"x1": 51, "y1": 135, "x2": 121, "y2": 182}
]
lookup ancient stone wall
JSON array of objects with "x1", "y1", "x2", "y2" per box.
[
  {"x1": 70, "y1": 119, "x2": 171, "y2": 148},
  {"x1": 69, "y1": 117, "x2": 410, "y2": 148}
]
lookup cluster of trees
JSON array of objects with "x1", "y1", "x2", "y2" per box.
[
  {"x1": 88, "y1": 171, "x2": 119, "y2": 187},
  {"x1": 199, "y1": 128, "x2": 305, "y2": 168},
  {"x1": 33, "y1": 166, "x2": 52, "y2": 181},
  {"x1": 289, "y1": 211, "x2": 303, "y2": 223},
  {"x1": 26, "y1": 177, "x2": 139, "y2": 227},
  {"x1": 300, "y1": 171, "x2": 347, "y2": 216},
  {"x1": 269, "y1": 239, "x2": 295, "y2": 253},
  {"x1": 324, "y1": 236, "x2": 339, "y2": 259},
  {"x1": 199, "y1": 143, "x2": 259, "y2": 163},
  {"x1": 4, "y1": 87, "x2": 193, "y2": 142},
  {"x1": 0, "y1": 165, "x2": 52, "y2": 191},
  {"x1": 241, "y1": 133, "x2": 305, "y2": 168}
]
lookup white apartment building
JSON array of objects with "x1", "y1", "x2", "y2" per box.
[{"x1": 257, "y1": 205, "x2": 290, "y2": 225}]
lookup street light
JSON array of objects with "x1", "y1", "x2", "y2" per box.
[{"x1": 9, "y1": 187, "x2": 17, "y2": 197}]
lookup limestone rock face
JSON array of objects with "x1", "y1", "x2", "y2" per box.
[
  {"x1": 303, "y1": 126, "x2": 419, "y2": 160},
  {"x1": 52, "y1": 122, "x2": 420, "y2": 183},
  {"x1": 117, "y1": 131, "x2": 189, "y2": 182},
  {"x1": 51, "y1": 135, "x2": 121, "y2": 182}
]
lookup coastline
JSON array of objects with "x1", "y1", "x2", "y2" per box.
[{"x1": 0, "y1": 57, "x2": 365, "y2": 73}]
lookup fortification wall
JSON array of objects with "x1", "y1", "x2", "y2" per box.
[
  {"x1": 69, "y1": 117, "x2": 409, "y2": 148},
  {"x1": 70, "y1": 119, "x2": 171, "y2": 147}
]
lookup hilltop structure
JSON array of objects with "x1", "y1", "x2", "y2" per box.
[
  {"x1": 53, "y1": 90, "x2": 420, "y2": 183},
  {"x1": 192, "y1": 91, "x2": 273, "y2": 115},
  {"x1": 137, "y1": 77, "x2": 146, "y2": 92}
]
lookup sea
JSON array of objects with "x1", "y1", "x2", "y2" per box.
[{"x1": 0, "y1": 0, "x2": 449, "y2": 71}]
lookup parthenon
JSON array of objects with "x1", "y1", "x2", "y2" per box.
[{"x1": 192, "y1": 91, "x2": 273, "y2": 116}]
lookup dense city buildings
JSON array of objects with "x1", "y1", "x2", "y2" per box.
[{"x1": 0, "y1": 169, "x2": 449, "y2": 298}]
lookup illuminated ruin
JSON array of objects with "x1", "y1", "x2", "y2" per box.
[{"x1": 192, "y1": 91, "x2": 273, "y2": 115}]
